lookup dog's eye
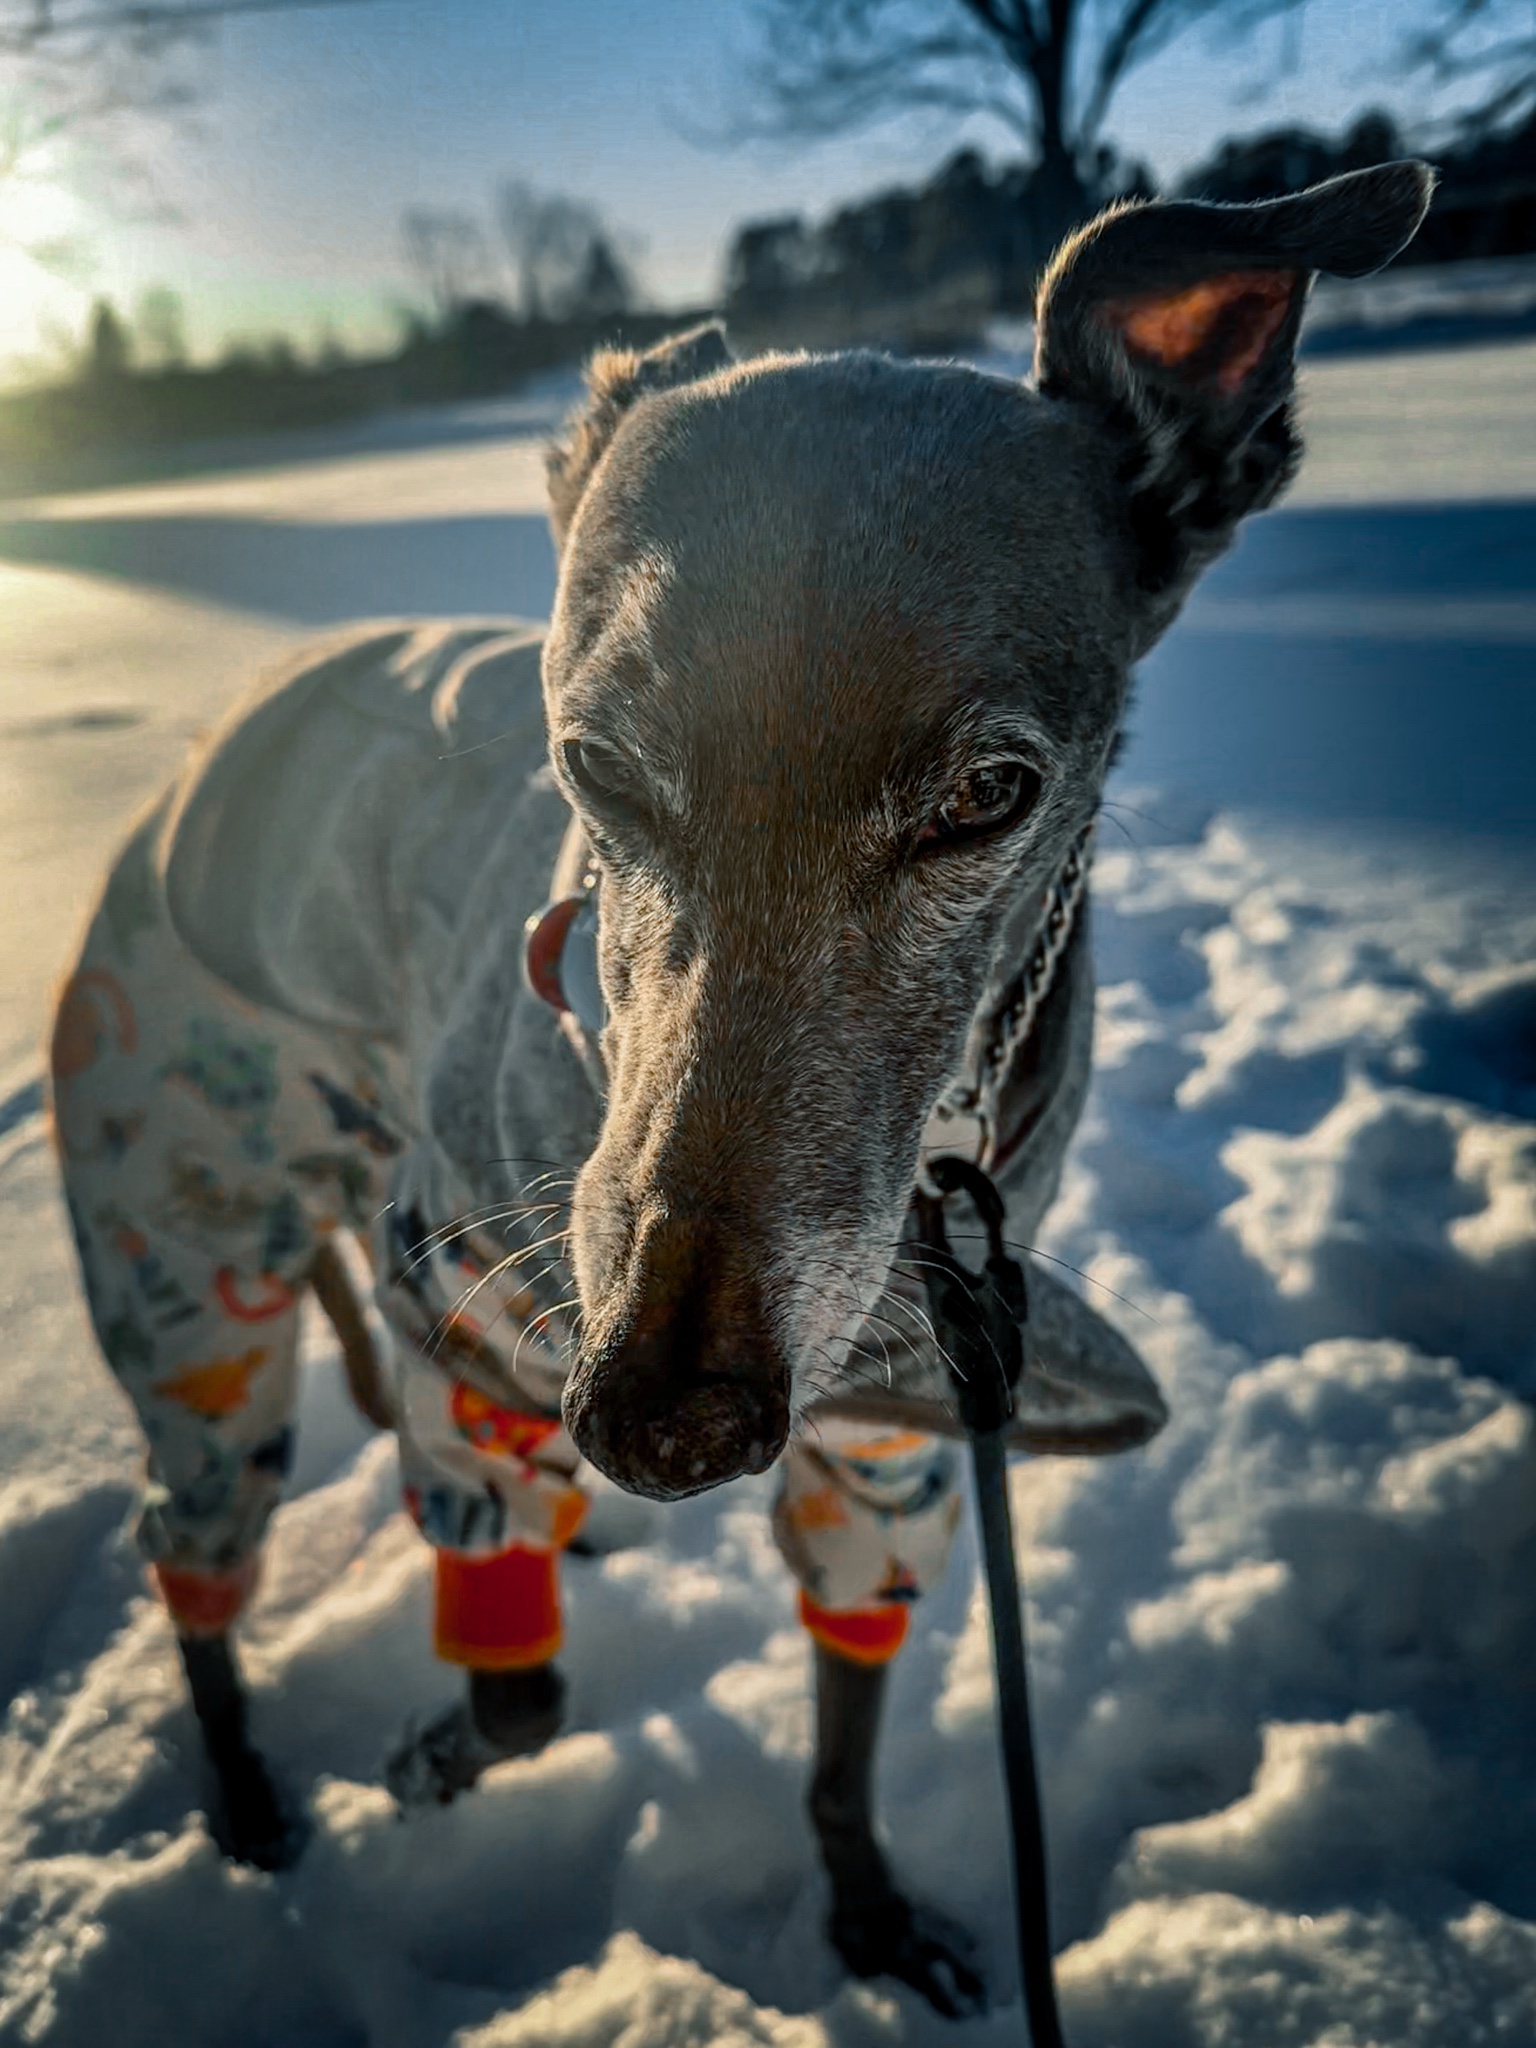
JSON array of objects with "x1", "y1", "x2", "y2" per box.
[
  {"x1": 563, "y1": 739, "x2": 634, "y2": 804},
  {"x1": 920, "y1": 760, "x2": 1042, "y2": 849}
]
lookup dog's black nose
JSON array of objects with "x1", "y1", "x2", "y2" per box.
[
  {"x1": 561, "y1": 1204, "x2": 794, "y2": 1499},
  {"x1": 561, "y1": 1227, "x2": 793, "y2": 1498},
  {"x1": 564, "y1": 1363, "x2": 790, "y2": 1500}
]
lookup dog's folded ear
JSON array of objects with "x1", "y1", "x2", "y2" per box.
[
  {"x1": 547, "y1": 322, "x2": 733, "y2": 546},
  {"x1": 1035, "y1": 162, "x2": 1434, "y2": 594}
]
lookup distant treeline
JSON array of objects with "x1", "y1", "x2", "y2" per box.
[
  {"x1": 6, "y1": 105, "x2": 1535, "y2": 479},
  {"x1": 1177, "y1": 109, "x2": 1536, "y2": 266},
  {"x1": 725, "y1": 107, "x2": 1536, "y2": 352},
  {"x1": 724, "y1": 147, "x2": 1144, "y2": 353},
  {"x1": 0, "y1": 302, "x2": 706, "y2": 484}
]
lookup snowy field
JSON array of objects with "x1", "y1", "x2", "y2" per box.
[{"x1": 0, "y1": 337, "x2": 1533, "y2": 2046}]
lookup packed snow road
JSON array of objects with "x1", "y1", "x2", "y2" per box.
[{"x1": 0, "y1": 340, "x2": 1532, "y2": 2046}]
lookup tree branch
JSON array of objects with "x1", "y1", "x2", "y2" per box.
[
  {"x1": 732, "y1": 1, "x2": 1038, "y2": 149},
  {"x1": 1074, "y1": 0, "x2": 1308, "y2": 155},
  {"x1": 956, "y1": 0, "x2": 1042, "y2": 62},
  {"x1": 0, "y1": 0, "x2": 387, "y2": 48},
  {"x1": 1395, "y1": 0, "x2": 1536, "y2": 139}
]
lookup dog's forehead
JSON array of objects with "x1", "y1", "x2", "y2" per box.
[{"x1": 549, "y1": 355, "x2": 1134, "y2": 768}]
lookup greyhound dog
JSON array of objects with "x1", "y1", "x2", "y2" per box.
[{"x1": 49, "y1": 163, "x2": 1431, "y2": 2018}]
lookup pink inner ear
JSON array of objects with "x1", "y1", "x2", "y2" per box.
[{"x1": 1102, "y1": 270, "x2": 1298, "y2": 396}]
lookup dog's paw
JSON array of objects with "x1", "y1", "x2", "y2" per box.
[
  {"x1": 829, "y1": 1889, "x2": 988, "y2": 2020},
  {"x1": 387, "y1": 1671, "x2": 566, "y2": 1811},
  {"x1": 207, "y1": 1743, "x2": 309, "y2": 1872},
  {"x1": 385, "y1": 1702, "x2": 500, "y2": 1810}
]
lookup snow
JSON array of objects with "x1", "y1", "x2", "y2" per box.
[
  {"x1": 1, "y1": 340, "x2": 1534, "y2": 2045},
  {"x1": 1304, "y1": 253, "x2": 1536, "y2": 350}
]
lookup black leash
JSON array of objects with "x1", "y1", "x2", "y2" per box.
[{"x1": 914, "y1": 1156, "x2": 1066, "y2": 2048}]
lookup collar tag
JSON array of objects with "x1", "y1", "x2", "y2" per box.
[{"x1": 523, "y1": 884, "x2": 605, "y2": 1036}]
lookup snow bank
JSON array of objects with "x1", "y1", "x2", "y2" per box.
[
  {"x1": 1, "y1": 802, "x2": 1532, "y2": 2046},
  {"x1": 454, "y1": 1933, "x2": 828, "y2": 2048}
]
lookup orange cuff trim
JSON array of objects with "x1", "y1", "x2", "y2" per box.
[
  {"x1": 550, "y1": 1487, "x2": 589, "y2": 1551},
  {"x1": 798, "y1": 1589, "x2": 910, "y2": 1666},
  {"x1": 434, "y1": 1544, "x2": 563, "y2": 1670},
  {"x1": 154, "y1": 1557, "x2": 260, "y2": 1638}
]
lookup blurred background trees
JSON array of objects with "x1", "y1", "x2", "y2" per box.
[
  {"x1": 738, "y1": 0, "x2": 1304, "y2": 257},
  {"x1": 1404, "y1": 0, "x2": 1536, "y2": 143},
  {"x1": 1, "y1": 0, "x2": 1534, "y2": 465},
  {"x1": 724, "y1": 0, "x2": 1536, "y2": 347},
  {"x1": 399, "y1": 209, "x2": 496, "y2": 328},
  {"x1": 496, "y1": 182, "x2": 638, "y2": 323}
]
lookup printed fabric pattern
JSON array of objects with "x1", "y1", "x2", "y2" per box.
[{"x1": 53, "y1": 803, "x2": 963, "y2": 1655}]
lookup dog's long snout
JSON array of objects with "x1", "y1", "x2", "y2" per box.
[{"x1": 561, "y1": 1215, "x2": 792, "y2": 1500}]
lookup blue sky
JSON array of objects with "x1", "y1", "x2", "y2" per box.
[{"x1": 0, "y1": 0, "x2": 1449, "y2": 375}]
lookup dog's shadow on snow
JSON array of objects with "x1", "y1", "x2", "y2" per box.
[{"x1": 0, "y1": 510, "x2": 559, "y2": 625}]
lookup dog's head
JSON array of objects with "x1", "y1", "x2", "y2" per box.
[{"x1": 543, "y1": 163, "x2": 1432, "y2": 1499}]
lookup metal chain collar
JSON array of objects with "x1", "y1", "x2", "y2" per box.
[{"x1": 918, "y1": 822, "x2": 1095, "y2": 1185}]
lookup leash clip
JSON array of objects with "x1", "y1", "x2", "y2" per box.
[
  {"x1": 917, "y1": 1090, "x2": 990, "y2": 1194},
  {"x1": 912, "y1": 1155, "x2": 1028, "y2": 1437}
]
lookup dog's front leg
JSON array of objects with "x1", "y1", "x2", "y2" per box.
[
  {"x1": 809, "y1": 1642, "x2": 987, "y2": 2019},
  {"x1": 178, "y1": 1634, "x2": 306, "y2": 1870},
  {"x1": 385, "y1": 1664, "x2": 567, "y2": 1806}
]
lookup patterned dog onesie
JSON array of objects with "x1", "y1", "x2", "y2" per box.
[{"x1": 51, "y1": 621, "x2": 970, "y2": 1674}]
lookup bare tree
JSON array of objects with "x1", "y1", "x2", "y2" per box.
[
  {"x1": 400, "y1": 206, "x2": 495, "y2": 324},
  {"x1": 83, "y1": 294, "x2": 129, "y2": 377},
  {"x1": 0, "y1": 0, "x2": 385, "y2": 192},
  {"x1": 134, "y1": 283, "x2": 188, "y2": 366},
  {"x1": 0, "y1": 2, "x2": 210, "y2": 270},
  {"x1": 1401, "y1": 0, "x2": 1536, "y2": 141},
  {"x1": 739, "y1": 0, "x2": 1315, "y2": 244},
  {"x1": 569, "y1": 229, "x2": 637, "y2": 319},
  {"x1": 1, "y1": 0, "x2": 385, "y2": 51},
  {"x1": 495, "y1": 181, "x2": 637, "y2": 321},
  {"x1": 1, "y1": 16, "x2": 202, "y2": 158}
]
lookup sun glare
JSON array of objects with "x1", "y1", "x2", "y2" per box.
[{"x1": 0, "y1": 175, "x2": 85, "y2": 375}]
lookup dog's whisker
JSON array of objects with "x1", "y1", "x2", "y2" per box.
[
  {"x1": 504, "y1": 1225, "x2": 575, "y2": 1265},
  {"x1": 791, "y1": 1253, "x2": 937, "y2": 1391},
  {"x1": 489, "y1": 1196, "x2": 566, "y2": 1225},
  {"x1": 531, "y1": 1296, "x2": 583, "y2": 1332},
  {"x1": 512, "y1": 1257, "x2": 575, "y2": 1316},
  {"x1": 879, "y1": 1222, "x2": 1156, "y2": 1327},
  {"x1": 846, "y1": 1280, "x2": 895, "y2": 1391},
  {"x1": 856, "y1": 1314, "x2": 913, "y2": 1369},
  {"x1": 931, "y1": 1230, "x2": 1160, "y2": 1323},
  {"x1": 479, "y1": 1153, "x2": 578, "y2": 1180},
  {"x1": 514, "y1": 1171, "x2": 577, "y2": 1202},
  {"x1": 397, "y1": 1201, "x2": 564, "y2": 1280},
  {"x1": 421, "y1": 1228, "x2": 575, "y2": 1360},
  {"x1": 397, "y1": 1203, "x2": 532, "y2": 1270}
]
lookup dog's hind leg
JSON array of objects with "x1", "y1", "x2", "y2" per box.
[
  {"x1": 177, "y1": 1630, "x2": 308, "y2": 1871},
  {"x1": 810, "y1": 1642, "x2": 987, "y2": 2020}
]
